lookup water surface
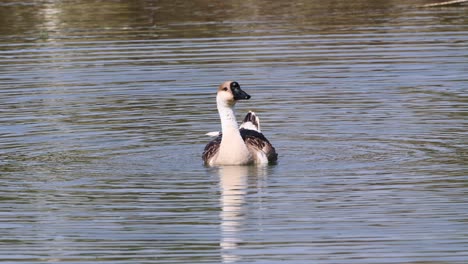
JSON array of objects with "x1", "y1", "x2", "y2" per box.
[{"x1": 0, "y1": 1, "x2": 467, "y2": 263}]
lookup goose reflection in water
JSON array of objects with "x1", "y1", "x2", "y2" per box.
[{"x1": 218, "y1": 165, "x2": 268, "y2": 263}]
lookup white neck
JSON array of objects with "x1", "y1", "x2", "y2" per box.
[
  {"x1": 217, "y1": 97, "x2": 239, "y2": 136},
  {"x1": 215, "y1": 96, "x2": 252, "y2": 165}
]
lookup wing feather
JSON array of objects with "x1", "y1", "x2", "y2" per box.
[
  {"x1": 240, "y1": 129, "x2": 278, "y2": 163},
  {"x1": 202, "y1": 134, "x2": 222, "y2": 165}
]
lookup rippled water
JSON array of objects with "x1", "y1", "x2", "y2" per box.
[{"x1": 1, "y1": 1, "x2": 467, "y2": 263}]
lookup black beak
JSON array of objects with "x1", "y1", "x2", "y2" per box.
[{"x1": 231, "y1": 82, "x2": 251, "y2": 100}]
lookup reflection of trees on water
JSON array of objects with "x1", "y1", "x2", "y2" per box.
[
  {"x1": 422, "y1": 0, "x2": 468, "y2": 7},
  {"x1": 3, "y1": 0, "x2": 466, "y2": 41}
]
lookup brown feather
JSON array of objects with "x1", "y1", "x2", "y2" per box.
[
  {"x1": 202, "y1": 135, "x2": 221, "y2": 165},
  {"x1": 240, "y1": 129, "x2": 278, "y2": 163}
]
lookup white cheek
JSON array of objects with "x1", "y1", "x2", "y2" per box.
[
  {"x1": 223, "y1": 91, "x2": 233, "y2": 99},
  {"x1": 218, "y1": 91, "x2": 233, "y2": 102}
]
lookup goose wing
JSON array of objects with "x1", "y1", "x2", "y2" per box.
[
  {"x1": 240, "y1": 128, "x2": 278, "y2": 163},
  {"x1": 202, "y1": 134, "x2": 222, "y2": 165}
]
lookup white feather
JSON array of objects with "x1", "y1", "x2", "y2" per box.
[
  {"x1": 239, "y1": 111, "x2": 261, "y2": 132},
  {"x1": 205, "y1": 131, "x2": 220, "y2": 137}
]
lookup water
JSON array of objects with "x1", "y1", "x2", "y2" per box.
[{"x1": 1, "y1": 0, "x2": 467, "y2": 263}]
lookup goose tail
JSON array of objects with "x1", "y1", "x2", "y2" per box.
[{"x1": 240, "y1": 111, "x2": 261, "y2": 132}]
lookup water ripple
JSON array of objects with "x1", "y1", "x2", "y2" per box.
[{"x1": 1, "y1": 1, "x2": 467, "y2": 263}]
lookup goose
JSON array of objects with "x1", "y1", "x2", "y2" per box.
[{"x1": 202, "y1": 81, "x2": 278, "y2": 166}]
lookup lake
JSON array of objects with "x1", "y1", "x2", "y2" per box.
[{"x1": 0, "y1": 0, "x2": 467, "y2": 263}]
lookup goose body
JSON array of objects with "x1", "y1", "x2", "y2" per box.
[{"x1": 202, "y1": 81, "x2": 278, "y2": 166}]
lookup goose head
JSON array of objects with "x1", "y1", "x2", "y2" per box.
[{"x1": 217, "y1": 81, "x2": 251, "y2": 107}]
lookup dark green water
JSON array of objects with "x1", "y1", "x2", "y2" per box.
[{"x1": 1, "y1": 1, "x2": 467, "y2": 263}]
